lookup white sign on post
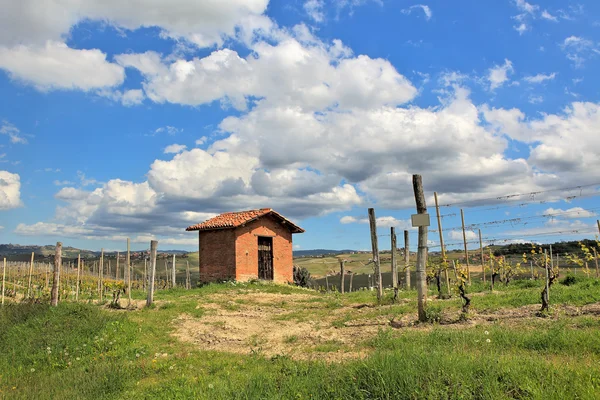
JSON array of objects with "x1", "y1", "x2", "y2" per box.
[{"x1": 411, "y1": 213, "x2": 430, "y2": 227}]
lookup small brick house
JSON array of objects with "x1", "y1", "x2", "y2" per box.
[{"x1": 186, "y1": 208, "x2": 304, "y2": 284}]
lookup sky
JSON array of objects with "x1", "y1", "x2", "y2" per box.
[{"x1": 1, "y1": 0, "x2": 600, "y2": 252}]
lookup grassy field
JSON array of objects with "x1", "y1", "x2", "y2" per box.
[{"x1": 2, "y1": 274, "x2": 600, "y2": 399}]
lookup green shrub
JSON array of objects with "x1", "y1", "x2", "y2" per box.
[
  {"x1": 293, "y1": 266, "x2": 313, "y2": 287},
  {"x1": 561, "y1": 275, "x2": 577, "y2": 286}
]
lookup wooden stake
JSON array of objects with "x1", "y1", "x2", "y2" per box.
[
  {"x1": 460, "y1": 209, "x2": 471, "y2": 284},
  {"x1": 412, "y1": 174, "x2": 428, "y2": 322},
  {"x1": 349, "y1": 272, "x2": 354, "y2": 293},
  {"x1": 544, "y1": 249, "x2": 550, "y2": 305},
  {"x1": 147, "y1": 240, "x2": 158, "y2": 307},
  {"x1": 404, "y1": 230, "x2": 410, "y2": 289},
  {"x1": 27, "y1": 252, "x2": 34, "y2": 298},
  {"x1": 51, "y1": 242, "x2": 62, "y2": 307},
  {"x1": 127, "y1": 238, "x2": 131, "y2": 305},
  {"x1": 368, "y1": 208, "x2": 382, "y2": 301},
  {"x1": 434, "y1": 192, "x2": 450, "y2": 294},
  {"x1": 144, "y1": 259, "x2": 148, "y2": 290},
  {"x1": 339, "y1": 259, "x2": 345, "y2": 294},
  {"x1": 99, "y1": 249, "x2": 104, "y2": 302},
  {"x1": 75, "y1": 254, "x2": 81, "y2": 301},
  {"x1": 489, "y1": 249, "x2": 494, "y2": 292},
  {"x1": 186, "y1": 260, "x2": 190, "y2": 290},
  {"x1": 325, "y1": 275, "x2": 329, "y2": 292},
  {"x1": 116, "y1": 251, "x2": 120, "y2": 281},
  {"x1": 164, "y1": 259, "x2": 169, "y2": 287},
  {"x1": 391, "y1": 227, "x2": 398, "y2": 300},
  {"x1": 2, "y1": 258, "x2": 6, "y2": 305},
  {"x1": 594, "y1": 248, "x2": 599, "y2": 279},
  {"x1": 479, "y1": 229, "x2": 485, "y2": 285},
  {"x1": 172, "y1": 254, "x2": 176, "y2": 288}
]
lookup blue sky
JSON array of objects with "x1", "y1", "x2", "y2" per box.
[{"x1": 1, "y1": 0, "x2": 599, "y2": 252}]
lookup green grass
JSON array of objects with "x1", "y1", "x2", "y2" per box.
[{"x1": 2, "y1": 279, "x2": 600, "y2": 399}]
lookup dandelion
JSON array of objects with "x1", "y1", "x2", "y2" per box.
[
  {"x1": 136, "y1": 353, "x2": 140, "y2": 358},
  {"x1": 152, "y1": 359, "x2": 157, "y2": 363},
  {"x1": 484, "y1": 331, "x2": 489, "y2": 335},
  {"x1": 486, "y1": 339, "x2": 491, "y2": 343},
  {"x1": 169, "y1": 366, "x2": 174, "y2": 370}
]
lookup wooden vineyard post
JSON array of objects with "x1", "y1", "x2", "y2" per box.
[
  {"x1": 368, "y1": 208, "x2": 382, "y2": 301},
  {"x1": 434, "y1": 192, "x2": 450, "y2": 295},
  {"x1": 391, "y1": 227, "x2": 398, "y2": 300},
  {"x1": 27, "y1": 252, "x2": 34, "y2": 298},
  {"x1": 144, "y1": 259, "x2": 148, "y2": 290},
  {"x1": 404, "y1": 230, "x2": 410, "y2": 289},
  {"x1": 164, "y1": 259, "x2": 169, "y2": 288},
  {"x1": 116, "y1": 252, "x2": 120, "y2": 281},
  {"x1": 99, "y1": 249, "x2": 104, "y2": 302},
  {"x1": 172, "y1": 254, "x2": 176, "y2": 288},
  {"x1": 45, "y1": 262, "x2": 49, "y2": 288},
  {"x1": 2, "y1": 258, "x2": 6, "y2": 305},
  {"x1": 147, "y1": 240, "x2": 158, "y2": 307},
  {"x1": 349, "y1": 273, "x2": 354, "y2": 293},
  {"x1": 597, "y1": 220, "x2": 600, "y2": 236},
  {"x1": 412, "y1": 174, "x2": 428, "y2": 322},
  {"x1": 544, "y1": 249, "x2": 550, "y2": 309},
  {"x1": 325, "y1": 275, "x2": 329, "y2": 292},
  {"x1": 51, "y1": 242, "x2": 62, "y2": 307},
  {"x1": 479, "y1": 229, "x2": 486, "y2": 285},
  {"x1": 127, "y1": 238, "x2": 132, "y2": 306},
  {"x1": 76, "y1": 254, "x2": 81, "y2": 302},
  {"x1": 594, "y1": 248, "x2": 599, "y2": 279},
  {"x1": 460, "y1": 209, "x2": 471, "y2": 285},
  {"x1": 339, "y1": 259, "x2": 345, "y2": 294},
  {"x1": 186, "y1": 261, "x2": 190, "y2": 290}
]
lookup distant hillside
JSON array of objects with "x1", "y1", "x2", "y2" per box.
[
  {"x1": 0, "y1": 244, "x2": 189, "y2": 261},
  {"x1": 293, "y1": 249, "x2": 360, "y2": 258}
]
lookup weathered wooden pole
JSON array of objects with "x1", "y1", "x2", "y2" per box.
[
  {"x1": 186, "y1": 260, "x2": 190, "y2": 289},
  {"x1": 368, "y1": 208, "x2": 383, "y2": 301},
  {"x1": 404, "y1": 230, "x2": 410, "y2": 289},
  {"x1": 544, "y1": 249, "x2": 550, "y2": 307},
  {"x1": 2, "y1": 258, "x2": 6, "y2": 305},
  {"x1": 26, "y1": 251, "x2": 35, "y2": 298},
  {"x1": 116, "y1": 251, "x2": 120, "y2": 281},
  {"x1": 460, "y1": 209, "x2": 471, "y2": 284},
  {"x1": 339, "y1": 259, "x2": 345, "y2": 294},
  {"x1": 172, "y1": 254, "x2": 176, "y2": 288},
  {"x1": 434, "y1": 192, "x2": 450, "y2": 294},
  {"x1": 597, "y1": 219, "x2": 600, "y2": 236},
  {"x1": 51, "y1": 242, "x2": 62, "y2": 306},
  {"x1": 349, "y1": 272, "x2": 354, "y2": 292},
  {"x1": 147, "y1": 240, "x2": 158, "y2": 307},
  {"x1": 127, "y1": 238, "x2": 132, "y2": 305},
  {"x1": 164, "y1": 259, "x2": 169, "y2": 287},
  {"x1": 391, "y1": 227, "x2": 398, "y2": 300},
  {"x1": 594, "y1": 248, "x2": 599, "y2": 279},
  {"x1": 99, "y1": 249, "x2": 104, "y2": 301},
  {"x1": 412, "y1": 174, "x2": 428, "y2": 322},
  {"x1": 75, "y1": 254, "x2": 81, "y2": 302},
  {"x1": 479, "y1": 229, "x2": 486, "y2": 284},
  {"x1": 144, "y1": 259, "x2": 148, "y2": 290}
]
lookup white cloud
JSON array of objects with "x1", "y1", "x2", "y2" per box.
[
  {"x1": 153, "y1": 126, "x2": 181, "y2": 136},
  {"x1": 340, "y1": 215, "x2": 412, "y2": 229},
  {"x1": 53, "y1": 180, "x2": 75, "y2": 186},
  {"x1": 561, "y1": 36, "x2": 598, "y2": 67},
  {"x1": 528, "y1": 95, "x2": 543, "y2": 104},
  {"x1": 164, "y1": 144, "x2": 187, "y2": 154},
  {"x1": 0, "y1": 170, "x2": 22, "y2": 210},
  {"x1": 304, "y1": 0, "x2": 325, "y2": 22},
  {"x1": 488, "y1": 59, "x2": 514, "y2": 90},
  {"x1": 523, "y1": 72, "x2": 556, "y2": 84},
  {"x1": 448, "y1": 230, "x2": 477, "y2": 241},
  {"x1": 401, "y1": 5, "x2": 432, "y2": 21},
  {"x1": 544, "y1": 207, "x2": 597, "y2": 219},
  {"x1": 541, "y1": 10, "x2": 558, "y2": 22},
  {"x1": 0, "y1": 41, "x2": 125, "y2": 91},
  {"x1": 0, "y1": 120, "x2": 27, "y2": 144},
  {"x1": 514, "y1": 23, "x2": 528, "y2": 35},
  {"x1": 515, "y1": 0, "x2": 538, "y2": 15},
  {"x1": 196, "y1": 136, "x2": 208, "y2": 146}
]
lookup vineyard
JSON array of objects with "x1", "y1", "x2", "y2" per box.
[{"x1": 2, "y1": 176, "x2": 600, "y2": 399}]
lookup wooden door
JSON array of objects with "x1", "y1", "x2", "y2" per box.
[{"x1": 258, "y1": 237, "x2": 273, "y2": 280}]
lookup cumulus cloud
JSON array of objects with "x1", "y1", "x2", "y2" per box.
[
  {"x1": 0, "y1": 170, "x2": 22, "y2": 210},
  {"x1": 340, "y1": 215, "x2": 412, "y2": 229},
  {"x1": 164, "y1": 144, "x2": 187, "y2": 154},
  {"x1": 561, "y1": 36, "x2": 598, "y2": 67},
  {"x1": 544, "y1": 207, "x2": 597, "y2": 219},
  {"x1": 488, "y1": 59, "x2": 514, "y2": 90},
  {"x1": 0, "y1": 41, "x2": 125, "y2": 91},
  {"x1": 448, "y1": 230, "x2": 477, "y2": 241},
  {"x1": 304, "y1": 0, "x2": 325, "y2": 22}
]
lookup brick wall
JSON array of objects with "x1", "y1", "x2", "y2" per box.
[
  {"x1": 234, "y1": 216, "x2": 294, "y2": 284},
  {"x1": 198, "y1": 229, "x2": 236, "y2": 283}
]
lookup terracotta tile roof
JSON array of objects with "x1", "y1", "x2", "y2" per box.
[{"x1": 185, "y1": 208, "x2": 305, "y2": 233}]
